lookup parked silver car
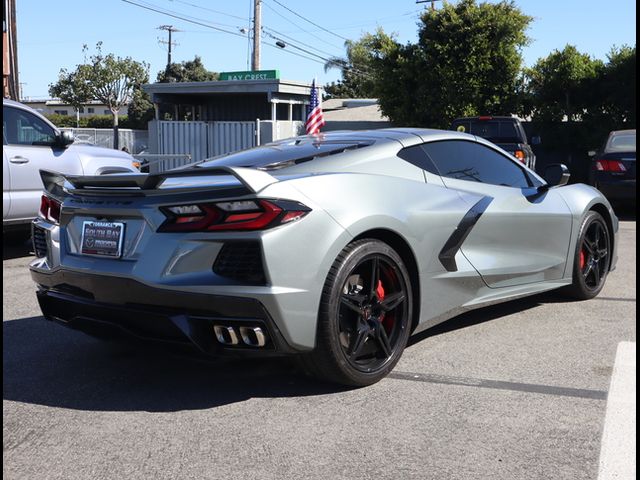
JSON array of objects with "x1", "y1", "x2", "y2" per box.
[{"x1": 3, "y1": 99, "x2": 139, "y2": 229}]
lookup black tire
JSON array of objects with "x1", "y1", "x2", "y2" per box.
[
  {"x1": 563, "y1": 211, "x2": 611, "y2": 300},
  {"x1": 300, "y1": 239, "x2": 413, "y2": 387}
]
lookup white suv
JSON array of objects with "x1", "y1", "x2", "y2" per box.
[{"x1": 3, "y1": 99, "x2": 139, "y2": 229}]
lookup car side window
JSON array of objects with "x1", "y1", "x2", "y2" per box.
[
  {"x1": 397, "y1": 144, "x2": 439, "y2": 175},
  {"x1": 422, "y1": 140, "x2": 532, "y2": 188},
  {"x1": 3, "y1": 106, "x2": 57, "y2": 146}
]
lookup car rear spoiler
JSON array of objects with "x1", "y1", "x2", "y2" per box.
[{"x1": 40, "y1": 166, "x2": 279, "y2": 197}]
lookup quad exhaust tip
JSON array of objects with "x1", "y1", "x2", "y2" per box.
[
  {"x1": 213, "y1": 325, "x2": 267, "y2": 347},
  {"x1": 213, "y1": 325, "x2": 239, "y2": 345},
  {"x1": 239, "y1": 326, "x2": 267, "y2": 347}
]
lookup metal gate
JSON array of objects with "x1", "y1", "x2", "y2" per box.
[
  {"x1": 208, "y1": 122, "x2": 256, "y2": 157},
  {"x1": 151, "y1": 120, "x2": 257, "y2": 170}
]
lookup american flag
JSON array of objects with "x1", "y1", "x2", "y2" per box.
[{"x1": 305, "y1": 79, "x2": 325, "y2": 135}]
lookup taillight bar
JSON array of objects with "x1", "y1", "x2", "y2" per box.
[
  {"x1": 39, "y1": 194, "x2": 62, "y2": 224},
  {"x1": 158, "y1": 199, "x2": 311, "y2": 233},
  {"x1": 595, "y1": 159, "x2": 627, "y2": 173}
]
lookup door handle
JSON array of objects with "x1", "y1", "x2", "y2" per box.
[{"x1": 9, "y1": 156, "x2": 30, "y2": 164}]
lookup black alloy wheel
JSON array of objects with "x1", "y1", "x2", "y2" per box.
[
  {"x1": 338, "y1": 254, "x2": 408, "y2": 373},
  {"x1": 579, "y1": 218, "x2": 610, "y2": 290},
  {"x1": 565, "y1": 211, "x2": 611, "y2": 299},
  {"x1": 301, "y1": 239, "x2": 413, "y2": 386}
]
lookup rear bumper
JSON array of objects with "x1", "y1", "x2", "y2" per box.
[{"x1": 31, "y1": 268, "x2": 298, "y2": 356}]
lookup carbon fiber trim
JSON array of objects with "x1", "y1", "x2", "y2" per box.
[{"x1": 439, "y1": 196, "x2": 493, "y2": 272}]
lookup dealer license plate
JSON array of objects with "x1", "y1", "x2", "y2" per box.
[{"x1": 80, "y1": 221, "x2": 125, "y2": 258}]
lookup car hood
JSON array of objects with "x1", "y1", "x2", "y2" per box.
[
  {"x1": 69, "y1": 143, "x2": 134, "y2": 160},
  {"x1": 69, "y1": 143, "x2": 138, "y2": 173}
]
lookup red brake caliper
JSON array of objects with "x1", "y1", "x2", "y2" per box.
[
  {"x1": 376, "y1": 280, "x2": 393, "y2": 331},
  {"x1": 579, "y1": 249, "x2": 586, "y2": 270}
]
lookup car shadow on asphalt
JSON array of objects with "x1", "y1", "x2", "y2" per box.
[
  {"x1": 4, "y1": 292, "x2": 569, "y2": 413},
  {"x1": 2, "y1": 316, "x2": 348, "y2": 413},
  {"x1": 614, "y1": 205, "x2": 636, "y2": 222},
  {"x1": 407, "y1": 291, "x2": 566, "y2": 346},
  {"x1": 3, "y1": 232, "x2": 33, "y2": 260}
]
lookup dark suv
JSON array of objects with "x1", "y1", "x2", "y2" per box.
[{"x1": 450, "y1": 116, "x2": 536, "y2": 171}]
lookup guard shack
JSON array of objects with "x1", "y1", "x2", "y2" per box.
[{"x1": 143, "y1": 72, "x2": 312, "y2": 171}]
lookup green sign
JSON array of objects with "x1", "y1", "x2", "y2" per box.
[{"x1": 219, "y1": 70, "x2": 280, "y2": 81}]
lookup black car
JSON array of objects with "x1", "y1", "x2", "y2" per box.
[
  {"x1": 590, "y1": 129, "x2": 636, "y2": 206},
  {"x1": 451, "y1": 116, "x2": 536, "y2": 171}
]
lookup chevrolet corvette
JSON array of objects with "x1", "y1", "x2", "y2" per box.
[{"x1": 30, "y1": 129, "x2": 618, "y2": 386}]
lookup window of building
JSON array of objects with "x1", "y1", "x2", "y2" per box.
[
  {"x1": 53, "y1": 110, "x2": 69, "y2": 116},
  {"x1": 87, "y1": 107, "x2": 95, "y2": 114}
]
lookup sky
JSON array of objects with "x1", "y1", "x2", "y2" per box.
[{"x1": 16, "y1": 0, "x2": 637, "y2": 100}]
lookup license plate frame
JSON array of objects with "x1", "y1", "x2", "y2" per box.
[{"x1": 80, "y1": 221, "x2": 125, "y2": 258}]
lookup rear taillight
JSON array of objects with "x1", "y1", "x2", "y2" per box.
[
  {"x1": 595, "y1": 159, "x2": 627, "y2": 172},
  {"x1": 514, "y1": 150, "x2": 525, "y2": 163},
  {"x1": 39, "y1": 195, "x2": 61, "y2": 224},
  {"x1": 158, "y1": 199, "x2": 311, "y2": 232}
]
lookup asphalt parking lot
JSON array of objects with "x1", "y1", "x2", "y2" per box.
[{"x1": 3, "y1": 215, "x2": 636, "y2": 480}]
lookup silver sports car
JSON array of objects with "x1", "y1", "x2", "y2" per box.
[{"x1": 30, "y1": 129, "x2": 618, "y2": 386}]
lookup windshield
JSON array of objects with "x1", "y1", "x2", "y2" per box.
[
  {"x1": 452, "y1": 119, "x2": 524, "y2": 144},
  {"x1": 196, "y1": 139, "x2": 373, "y2": 171}
]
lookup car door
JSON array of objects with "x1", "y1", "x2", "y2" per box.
[
  {"x1": 420, "y1": 139, "x2": 573, "y2": 288},
  {"x1": 3, "y1": 105, "x2": 82, "y2": 222},
  {"x1": 3, "y1": 149, "x2": 11, "y2": 221}
]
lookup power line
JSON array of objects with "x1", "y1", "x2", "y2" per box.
[
  {"x1": 261, "y1": 1, "x2": 344, "y2": 53},
  {"x1": 164, "y1": 0, "x2": 247, "y2": 21},
  {"x1": 262, "y1": 31, "x2": 375, "y2": 80},
  {"x1": 121, "y1": 0, "x2": 247, "y2": 38},
  {"x1": 261, "y1": 25, "x2": 341, "y2": 59},
  {"x1": 121, "y1": 0, "x2": 374, "y2": 80},
  {"x1": 268, "y1": 0, "x2": 349, "y2": 41}
]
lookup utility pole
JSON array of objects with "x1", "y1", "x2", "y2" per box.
[
  {"x1": 251, "y1": 0, "x2": 261, "y2": 71},
  {"x1": 158, "y1": 25, "x2": 179, "y2": 73},
  {"x1": 415, "y1": 0, "x2": 441, "y2": 10}
]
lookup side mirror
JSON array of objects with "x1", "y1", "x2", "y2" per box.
[
  {"x1": 531, "y1": 136, "x2": 541, "y2": 145},
  {"x1": 56, "y1": 131, "x2": 75, "y2": 148},
  {"x1": 542, "y1": 163, "x2": 570, "y2": 188},
  {"x1": 588, "y1": 150, "x2": 597, "y2": 157}
]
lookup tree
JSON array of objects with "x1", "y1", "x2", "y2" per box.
[
  {"x1": 127, "y1": 87, "x2": 155, "y2": 130},
  {"x1": 525, "y1": 45, "x2": 602, "y2": 122},
  {"x1": 49, "y1": 42, "x2": 149, "y2": 148},
  {"x1": 595, "y1": 45, "x2": 636, "y2": 125},
  {"x1": 375, "y1": 0, "x2": 532, "y2": 128},
  {"x1": 48, "y1": 70, "x2": 92, "y2": 127},
  {"x1": 323, "y1": 29, "x2": 398, "y2": 99},
  {"x1": 156, "y1": 56, "x2": 218, "y2": 83}
]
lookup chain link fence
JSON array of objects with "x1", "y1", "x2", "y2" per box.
[{"x1": 60, "y1": 128, "x2": 149, "y2": 154}]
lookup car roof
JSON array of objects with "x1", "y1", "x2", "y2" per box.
[
  {"x1": 609, "y1": 129, "x2": 636, "y2": 135},
  {"x1": 3, "y1": 98, "x2": 26, "y2": 108},
  {"x1": 273, "y1": 128, "x2": 473, "y2": 146}
]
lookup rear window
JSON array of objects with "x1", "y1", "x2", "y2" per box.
[
  {"x1": 605, "y1": 133, "x2": 636, "y2": 153},
  {"x1": 451, "y1": 119, "x2": 524, "y2": 144},
  {"x1": 197, "y1": 139, "x2": 373, "y2": 171}
]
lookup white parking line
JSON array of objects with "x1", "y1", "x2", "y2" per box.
[{"x1": 598, "y1": 341, "x2": 636, "y2": 480}]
